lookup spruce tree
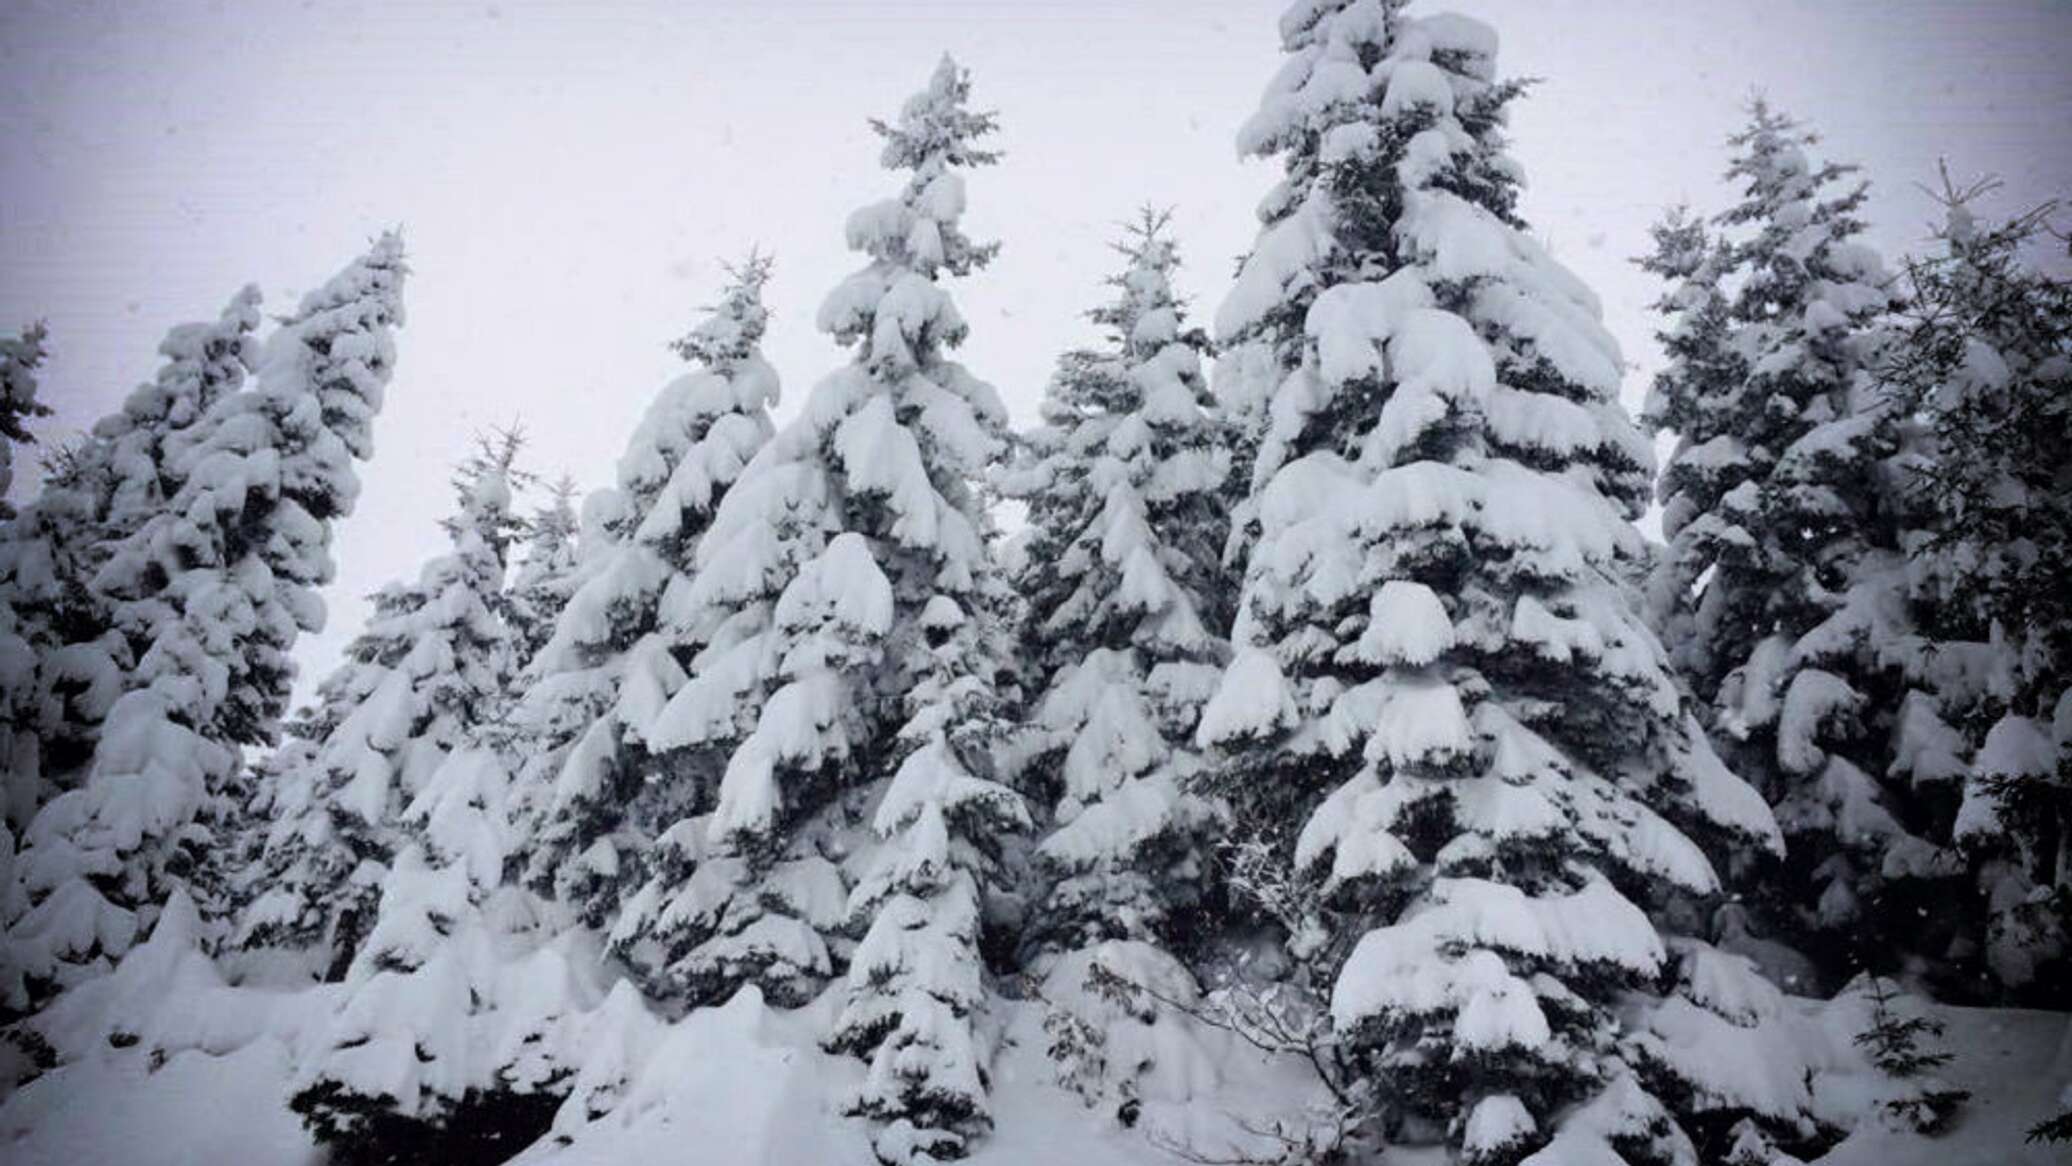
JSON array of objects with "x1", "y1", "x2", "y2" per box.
[
  {"x1": 1886, "y1": 177, "x2": 2072, "y2": 1000},
  {"x1": 506, "y1": 473, "x2": 581, "y2": 669},
  {"x1": 1195, "y1": 5, "x2": 1781, "y2": 1159},
  {"x1": 1649, "y1": 102, "x2": 1895, "y2": 705},
  {"x1": 1644, "y1": 104, "x2": 1962, "y2": 982},
  {"x1": 0, "y1": 322, "x2": 51, "y2": 522},
  {"x1": 0, "y1": 321, "x2": 56, "y2": 833},
  {"x1": 291, "y1": 740, "x2": 590, "y2": 1163},
  {"x1": 1005, "y1": 207, "x2": 1230, "y2": 958},
  {"x1": 1207, "y1": 5, "x2": 1526, "y2": 572},
  {"x1": 234, "y1": 434, "x2": 524, "y2": 983},
  {"x1": 626, "y1": 57, "x2": 1027, "y2": 1163},
  {"x1": 89, "y1": 288, "x2": 266, "y2": 557},
  {"x1": 1, "y1": 234, "x2": 406, "y2": 1015},
  {"x1": 509, "y1": 257, "x2": 779, "y2": 931},
  {"x1": 0, "y1": 291, "x2": 261, "y2": 833},
  {"x1": 1636, "y1": 207, "x2": 1738, "y2": 679}
]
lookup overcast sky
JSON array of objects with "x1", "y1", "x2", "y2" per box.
[{"x1": 4, "y1": 0, "x2": 2068, "y2": 698}]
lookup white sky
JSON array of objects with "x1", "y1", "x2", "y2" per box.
[{"x1": 4, "y1": 0, "x2": 2068, "y2": 699}]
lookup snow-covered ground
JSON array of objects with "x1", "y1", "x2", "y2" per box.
[
  {"x1": 1815, "y1": 1006, "x2": 2071, "y2": 1166},
  {"x1": 3, "y1": 983, "x2": 2063, "y2": 1166},
  {"x1": 0, "y1": 1038, "x2": 316, "y2": 1165}
]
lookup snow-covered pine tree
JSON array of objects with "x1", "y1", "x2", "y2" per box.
[
  {"x1": 291, "y1": 737, "x2": 601, "y2": 1165},
  {"x1": 1885, "y1": 175, "x2": 2072, "y2": 1002},
  {"x1": 1636, "y1": 207, "x2": 1739, "y2": 679},
  {"x1": 508, "y1": 256, "x2": 779, "y2": 933},
  {"x1": 1648, "y1": 102, "x2": 1895, "y2": 708},
  {"x1": 99, "y1": 232, "x2": 406, "y2": 751},
  {"x1": 627, "y1": 57, "x2": 1027, "y2": 1163},
  {"x1": 1004, "y1": 207, "x2": 1230, "y2": 959},
  {"x1": 1, "y1": 234, "x2": 405, "y2": 1016},
  {"x1": 0, "y1": 322, "x2": 51, "y2": 522},
  {"x1": 1194, "y1": 4, "x2": 1781, "y2": 1159},
  {"x1": 826, "y1": 589, "x2": 1028, "y2": 1165},
  {"x1": 84, "y1": 289, "x2": 264, "y2": 564},
  {"x1": 1207, "y1": 3, "x2": 1527, "y2": 575},
  {"x1": 1644, "y1": 103, "x2": 1963, "y2": 982},
  {"x1": 0, "y1": 289, "x2": 265, "y2": 833},
  {"x1": 0, "y1": 321, "x2": 55, "y2": 833},
  {"x1": 506, "y1": 473, "x2": 581, "y2": 669},
  {"x1": 1850, "y1": 972, "x2": 1969, "y2": 1130},
  {"x1": 446, "y1": 425, "x2": 534, "y2": 670},
  {"x1": 234, "y1": 432, "x2": 524, "y2": 983}
]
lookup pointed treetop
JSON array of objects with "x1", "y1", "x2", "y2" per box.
[
  {"x1": 1092, "y1": 205, "x2": 1195, "y2": 359},
  {"x1": 670, "y1": 250, "x2": 774, "y2": 368},
  {"x1": 445, "y1": 423, "x2": 530, "y2": 555},
  {"x1": 538, "y1": 472, "x2": 580, "y2": 534},
  {"x1": 1722, "y1": 97, "x2": 1862, "y2": 222},
  {"x1": 213, "y1": 282, "x2": 266, "y2": 335},
  {"x1": 0, "y1": 320, "x2": 53, "y2": 440},
  {"x1": 871, "y1": 54, "x2": 1000, "y2": 174},
  {"x1": 251, "y1": 229, "x2": 409, "y2": 475},
  {"x1": 107, "y1": 285, "x2": 262, "y2": 436},
  {"x1": 0, "y1": 319, "x2": 51, "y2": 511},
  {"x1": 1639, "y1": 205, "x2": 1710, "y2": 280},
  {"x1": 366, "y1": 226, "x2": 407, "y2": 269},
  {"x1": 1113, "y1": 203, "x2": 1178, "y2": 265},
  {"x1": 455, "y1": 422, "x2": 525, "y2": 500},
  {"x1": 1920, "y1": 158, "x2": 2026, "y2": 249},
  {"x1": 287, "y1": 228, "x2": 408, "y2": 329},
  {"x1": 341, "y1": 226, "x2": 407, "y2": 287},
  {"x1": 821, "y1": 56, "x2": 1003, "y2": 358},
  {"x1": 1283, "y1": 0, "x2": 1410, "y2": 45},
  {"x1": 146, "y1": 283, "x2": 262, "y2": 394}
]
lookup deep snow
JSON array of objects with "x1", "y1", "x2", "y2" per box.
[{"x1": 3, "y1": 980, "x2": 2064, "y2": 1166}]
